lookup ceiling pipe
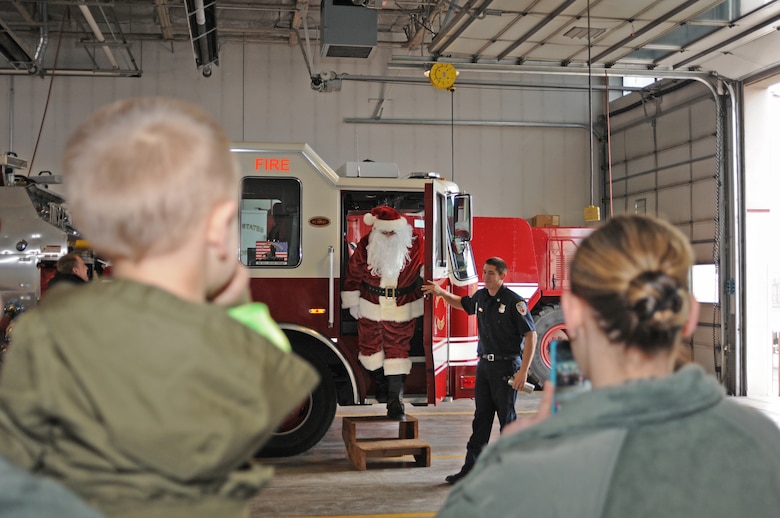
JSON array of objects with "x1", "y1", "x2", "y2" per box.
[
  {"x1": 32, "y1": 1, "x2": 48, "y2": 68},
  {"x1": 0, "y1": 68, "x2": 140, "y2": 77},
  {"x1": 386, "y1": 59, "x2": 722, "y2": 83},
  {"x1": 337, "y1": 72, "x2": 645, "y2": 92},
  {"x1": 344, "y1": 117, "x2": 594, "y2": 133},
  {"x1": 78, "y1": 1, "x2": 118, "y2": 69}
]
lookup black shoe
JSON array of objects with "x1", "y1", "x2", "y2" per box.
[
  {"x1": 386, "y1": 398, "x2": 406, "y2": 420},
  {"x1": 445, "y1": 469, "x2": 469, "y2": 485}
]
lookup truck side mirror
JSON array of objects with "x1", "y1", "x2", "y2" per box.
[{"x1": 452, "y1": 194, "x2": 472, "y2": 242}]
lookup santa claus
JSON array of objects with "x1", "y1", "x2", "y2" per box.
[{"x1": 341, "y1": 205, "x2": 424, "y2": 419}]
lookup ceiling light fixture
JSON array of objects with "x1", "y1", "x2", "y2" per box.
[
  {"x1": 184, "y1": 0, "x2": 219, "y2": 77},
  {"x1": 564, "y1": 26, "x2": 606, "y2": 40}
]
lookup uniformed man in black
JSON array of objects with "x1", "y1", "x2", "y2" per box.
[{"x1": 423, "y1": 256, "x2": 537, "y2": 485}]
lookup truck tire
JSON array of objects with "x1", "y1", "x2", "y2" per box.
[
  {"x1": 529, "y1": 304, "x2": 569, "y2": 386},
  {"x1": 256, "y1": 354, "x2": 337, "y2": 457}
]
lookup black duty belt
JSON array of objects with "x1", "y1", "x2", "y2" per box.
[
  {"x1": 480, "y1": 354, "x2": 519, "y2": 362},
  {"x1": 362, "y1": 278, "x2": 422, "y2": 298}
]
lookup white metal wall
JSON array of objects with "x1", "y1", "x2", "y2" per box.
[{"x1": 0, "y1": 43, "x2": 595, "y2": 224}]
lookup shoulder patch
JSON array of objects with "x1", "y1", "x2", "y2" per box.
[{"x1": 516, "y1": 300, "x2": 528, "y2": 316}]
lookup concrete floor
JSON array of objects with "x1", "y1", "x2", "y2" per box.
[
  {"x1": 249, "y1": 391, "x2": 780, "y2": 518},
  {"x1": 248, "y1": 394, "x2": 540, "y2": 518}
]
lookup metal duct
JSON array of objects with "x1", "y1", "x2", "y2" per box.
[{"x1": 32, "y1": 1, "x2": 47, "y2": 69}]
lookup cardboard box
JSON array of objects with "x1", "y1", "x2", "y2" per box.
[{"x1": 529, "y1": 214, "x2": 560, "y2": 227}]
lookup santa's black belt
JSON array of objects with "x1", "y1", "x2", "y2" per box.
[
  {"x1": 480, "y1": 354, "x2": 519, "y2": 361},
  {"x1": 362, "y1": 278, "x2": 421, "y2": 298}
]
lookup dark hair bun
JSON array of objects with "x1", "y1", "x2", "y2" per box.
[{"x1": 631, "y1": 271, "x2": 683, "y2": 323}]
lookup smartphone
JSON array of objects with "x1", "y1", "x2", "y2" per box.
[{"x1": 549, "y1": 339, "x2": 588, "y2": 412}]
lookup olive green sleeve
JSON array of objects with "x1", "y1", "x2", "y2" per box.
[{"x1": 0, "y1": 313, "x2": 51, "y2": 468}]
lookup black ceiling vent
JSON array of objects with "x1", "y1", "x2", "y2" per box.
[{"x1": 321, "y1": 0, "x2": 377, "y2": 59}]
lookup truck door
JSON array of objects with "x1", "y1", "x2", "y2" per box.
[{"x1": 425, "y1": 181, "x2": 478, "y2": 403}]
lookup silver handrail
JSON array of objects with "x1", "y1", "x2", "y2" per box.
[{"x1": 328, "y1": 245, "x2": 334, "y2": 328}]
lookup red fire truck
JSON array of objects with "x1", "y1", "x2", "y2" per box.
[
  {"x1": 234, "y1": 143, "x2": 480, "y2": 456},
  {"x1": 471, "y1": 217, "x2": 592, "y2": 384},
  {"x1": 233, "y1": 143, "x2": 592, "y2": 458}
]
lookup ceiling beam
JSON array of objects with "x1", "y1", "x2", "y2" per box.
[
  {"x1": 590, "y1": 0, "x2": 700, "y2": 64},
  {"x1": 154, "y1": 0, "x2": 174, "y2": 41},
  {"x1": 428, "y1": 0, "x2": 491, "y2": 56},
  {"x1": 497, "y1": 0, "x2": 578, "y2": 62}
]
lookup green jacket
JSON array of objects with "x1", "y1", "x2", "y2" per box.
[
  {"x1": 0, "y1": 279, "x2": 319, "y2": 518},
  {"x1": 438, "y1": 364, "x2": 780, "y2": 517}
]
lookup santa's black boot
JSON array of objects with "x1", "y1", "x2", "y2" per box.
[
  {"x1": 386, "y1": 374, "x2": 406, "y2": 420},
  {"x1": 371, "y1": 368, "x2": 389, "y2": 404}
]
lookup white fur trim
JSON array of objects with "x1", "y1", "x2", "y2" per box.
[
  {"x1": 359, "y1": 350, "x2": 385, "y2": 372},
  {"x1": 372, "y1": 217, "x2": 408, "y2": 232},
  {"x1": 358, "y1": 296, "x2": 424, "y2": 323},
  {"x1": 383, "y1": 358, "x2": 412, "y2": 375},
  {"x1": 341, "y1": 290, "x2": 360, "y2": 309}
]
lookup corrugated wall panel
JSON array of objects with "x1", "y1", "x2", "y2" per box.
[{"x1": 605, "y1": 80, "x2": 722, "y2": 379}]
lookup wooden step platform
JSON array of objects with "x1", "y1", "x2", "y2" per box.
[{"x1": 342, "y1": 415, "x2": 431, "y2": 471}]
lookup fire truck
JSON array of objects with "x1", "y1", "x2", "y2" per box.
[
  {"x1": 471, "y1": 217, "x2": 592, "y2": 384},
  {"x1": 232, "y1": 143, "x2": 592, "y2": 458},
  {"x1": 233, "y1": 143, "x2": 479, "y2": 456}
]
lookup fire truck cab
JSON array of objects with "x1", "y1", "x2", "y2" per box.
[{"x1": 233, "y1": 143, "x2": 479, "y2": 457}]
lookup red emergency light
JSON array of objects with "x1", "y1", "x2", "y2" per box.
[{"x1": 459, "y1": 374, "x2": 477, "y2": 390}]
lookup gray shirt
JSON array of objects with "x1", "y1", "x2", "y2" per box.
[{"x1": 438, "y1": 364, "x2": 780, "y2": 517}]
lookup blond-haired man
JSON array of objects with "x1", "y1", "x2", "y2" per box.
[{"x1": 0, "y1": 98, "x2": 318, "y2": 518}]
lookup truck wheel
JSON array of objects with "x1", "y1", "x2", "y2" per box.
[
  {"x1": 256, "y1": 355, "x2": 337, "y2": 457},
  {"x1": 529, "y1": 304, "x2": 569, "y2": 386}
]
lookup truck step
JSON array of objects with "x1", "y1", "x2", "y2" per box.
[{"x1": 341, "y1": 415, "x2": 431, "y2": 470}]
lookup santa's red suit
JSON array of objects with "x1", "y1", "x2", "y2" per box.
[{"x1": 341, "y1": 207, "x2": 424, "y2": 377}]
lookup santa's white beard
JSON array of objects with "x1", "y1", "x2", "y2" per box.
[{"x1": 366, "y1": 225, "x2": 414, "y2": 281}]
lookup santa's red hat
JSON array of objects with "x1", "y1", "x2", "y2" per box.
[{"x1": 364, "y1": 205, "x2": 407, "y2": 232}]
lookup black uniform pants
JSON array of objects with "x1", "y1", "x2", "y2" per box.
[{"x1": 462, "y1": 357, "x2": 520, "y2": 472}]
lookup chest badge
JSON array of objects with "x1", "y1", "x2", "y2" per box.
[
  {"x1": 498, "y1": 304, "x2": 506, "y2": 313},
  {"x1": 516, "y1": 301, "x2": 528, "y2": 315}
]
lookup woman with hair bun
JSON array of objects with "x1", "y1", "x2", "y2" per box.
[{"x1": 438, "y1": 214, "x2": 780, "y2": 518}]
